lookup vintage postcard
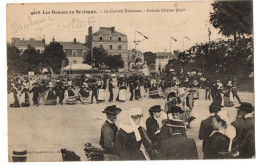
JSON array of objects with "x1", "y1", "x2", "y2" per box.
[{"x1": 6, "y1": 0, "x2": 254, "y2": 162}]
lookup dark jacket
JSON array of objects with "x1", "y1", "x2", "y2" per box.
[
  {"x1": 114, "y1": 127, "x2": 152, "y2": 160},
  {"x1": 199, "y1": 116, "x2": 215, "y2": 159},
  {"x1": 146, "y1": 117, "x2": 160, "y2": 145},
  {"x1": 99, "y1": 120, "x2": 118, "y2": 154},
  {"x1": 159, "y1": 134, "x2": 198, "y2": 160},
  {"x1": 207, "y1": 132, "x2": 230, "y2": 159}
]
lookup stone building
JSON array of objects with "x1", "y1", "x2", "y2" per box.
[
  {"x1": 59, "y1": 38, "x2": 89, "y2": 65},
  {"x1": 155, "y1": 52, "x2": 177, "y2": 71},
  {"x1": 11, "y1": 38, "x2": 45, "y2": 55},
  {"x1": 85, "y1": 26, "x2": 128, "y2": 70}
]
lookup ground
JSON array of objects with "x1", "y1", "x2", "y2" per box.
[{"x1": 7, "y1": 88, "x2": 254, "y2": 162}]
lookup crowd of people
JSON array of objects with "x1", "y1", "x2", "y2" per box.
[
  {"x1": 8, "y1": 69, "x2": 254, "y2": 160},
  {"x1": 99, "y1": 101, "x2": 254, "y2": 160}
]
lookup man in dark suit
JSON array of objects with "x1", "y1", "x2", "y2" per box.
[
  {"x1": 99, "y1": 105, "x2": 122, "y2": 160},
  {"x1": 129, "y1": 80, "x2": 135, "y2": 101},
  {"x1": 232, "y1": 102, "x2": 255, "y2": 158},
  {"x1": 90, "y1": 79, "x2": 98, "y2": 104},
  {"x1": 108, "y1": 79, "x2": 115, "y2": 102},
  {"x1": 159, "y1": 119, "x2": 198, "y2": 160},
  {"x1": 199, "y1": 103, "x2": 221, "y2": 159}
]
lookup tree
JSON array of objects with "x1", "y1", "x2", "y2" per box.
[
  {"x1": 83, "y1": 47, "x2": 108, "y2": 68},
  {"x1": 104, "y1": 55, "x2": 124, "y2": 69},
  {"x1": 7, "y1": 43, "x2": 22, "y2": 75},
  {"x1": 210, "y1": 1, "x2": 253, "y2": 41},
  {"x1": 42, "y1": 42, "x2": 68, "y2": 74},
  {"x1": 20, "y1": 45, "x2": 41, "y2": 74}
]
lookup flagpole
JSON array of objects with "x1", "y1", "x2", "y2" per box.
[{"x1": 170, "y1": 37, "x2": 171, "y2": 59}]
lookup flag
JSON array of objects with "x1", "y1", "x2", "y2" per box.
[
  {"x1": 171, "y1": 37, "x2": 177, "y2": 41},
  {"x1": 208, "y1": 28, "x2": 211, "y2": 40},
  {"x1": 133, "y1": 41, "x2": 139, "y2": 45},
  {"x1": 136, "y1": 31, "x2": 149, "y2": 39},
  {"x1": 184, "y1": 36, "x2": 190, "y2": 40}
]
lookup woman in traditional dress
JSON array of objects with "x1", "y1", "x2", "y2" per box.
[
  {"x1": 116, "y1": 80, "x2": 127, "y2": 102},
  {"x1": 208, "y1": 111, "x2": 236, "y2": 159},
  {"x1": 114, "y1": 107, "x2": 153, "y2": 160},
  {"x1": 180, "y1": 88, "x2": 196, "y2": 128},
  {"x1": 134, "y1": 78, "x2": 141, "y2": 100},
  {"x1": 191, "y1": 80, "x2": 200, "y2": 100},
  {"x1": 45, "y1": 82, "x2": 57, "y2": 105},
  {"x1": 9, "y1": 83, "x2": 20, "y2": 107},
  {"x1": 79, "y1": 82, "x2": 90, "y2": 104},
  {"x1": 20, "y1": 83, "x2": 30, "y2": 107},
  {"x1": 149, "y1": 79, "x2": 159, "y2": 98},
  {"x1": 97, "y1": 78, "x2": 106, "y2": 103},
  {"x1": 164, "y1": 92, "x2": 181, "y2": 114},
  {"x1": 65, "y1": 81, "x2": 77, "y2": 105},
  {"x1": 223, "y1": 81, "x2": 234, "y2": 107}
]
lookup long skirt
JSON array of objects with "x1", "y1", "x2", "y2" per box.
[
  {"x1": 79, "y1": 92, "x2": 89, "y2": 104},
  {"x1": 45, "y1": 91, "x2": 57, "y2": 105},
  {"x1": 182, "y1": 108, "x2": 195, "y2": 124},
  {"x1": 224, "y1": 96, "x2": 234, "y2": 107},
  {"x1": 10, "y1": 92, "x2": 20, "y2": 107},
  {"x1": 149, "y1": 88, "x2": 159, "y2": 98},
  {"x1": 21, "y1": 93, "x2": 30, "y2": 107},
  {"x1": 118, "y1": 89, "x2": 126, "y2": 102},
  {"x1": 98, "y1": 89, "x2": 105, "y2": 101},
  {"x1": 193, "y1": 89, "x2": 199, "y2": 100},
  {"x1": 65, "y1": 90, "x2": 77, "y2": 105}
]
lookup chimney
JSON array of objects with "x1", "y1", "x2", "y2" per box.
[
  {"x1": 52, "y1": 36, "x2": 55, "y2": 42},
  {"x1": 88, "y1": 26, "x2": 93, "y2": 36},
  {"x1": 111, "y1": 26, "x2": 115, "y2": 32},
  {"x1": 42, "y1": 37, "x2": 45, "y2": 46},
  {"x1": 74, "y1": 37, "x2": 76, "y2": 44}
]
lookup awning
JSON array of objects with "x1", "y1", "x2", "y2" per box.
[{"x1": 61, "y1": 64, "x2": 92, "y2": 71}]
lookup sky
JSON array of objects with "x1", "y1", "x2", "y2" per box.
[{"x1": 6, "y1": 1, "x2": 229, "y2": 53}]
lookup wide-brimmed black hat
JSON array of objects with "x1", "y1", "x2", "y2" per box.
[
  {"x1": 166, "y1": 119, "x2": 185, "y2": 128},
  {"x1": 149, "y1": 105, "x2": 163, "y2": 113},
  {"x1": 167, "y1": 105, "x2": 184, "y2": 114},
  {"x1": 235, "y1": 102, "x2": 254, "y2": 113},
  {"x1": 102, "y1": 105, "x2": 122, "y2": 115}
]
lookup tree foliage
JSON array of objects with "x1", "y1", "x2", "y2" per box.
[
  {"x1": 210, "y1": 1, "x2": 253, "y2": 40},
  {"x1": 104, "y1": 55, "x2": 124, "y2": 69},
  {"x1": 144, "y1": 52, "x2": 156, "y2": 70},
  {"x1": 83, "y1": 47, "x2": 108, "y2": 67},
  {"x1": 42, "y1": 42, "x2": 68, "y2": 73},
  {"x1": 7, "y1": 43, "x2": 22, "y2": 75}
]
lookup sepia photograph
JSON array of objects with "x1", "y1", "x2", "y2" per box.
[{"x1": 5, "y1": 0, "x2": 254, "y2": 162}]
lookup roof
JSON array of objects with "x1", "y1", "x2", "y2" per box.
[
  {"x1": 92, "y1": 27, "x2": 126, "y2": 36},
  {"x1": 12, "y1": 38, "x2": 44, "y2": 48},
  {"x1": 62, "y1": 64, "x2": 92, "y2": 71},
  {"x1": 59, "y1": 42, "x2": 89, "y2": 50}
]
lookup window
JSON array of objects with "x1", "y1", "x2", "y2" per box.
[
  {"x1": 118, "y1": 45, "x2": 122, "y2": 50},
  {"x1": 118, "y1": 37, "x2": 121, "y2": 41},
  {"x1": 109, "y1": 45, "x2": 112, "y2": 50},
  {"x1": 109, "y1": 37, "x2": 112, "y2": 41},
  {"x1": 73, "y1": 60, "x2": 77, "y2": 64},
  {"x1": 99, "y1": 36, "x2": 103, "y2": 41},
  {"x1": 72, "y1": 50, "x2": 77, "y2": 56},
  {"x1": 100, "y1": 45, "x2": 103, "y2": 48}
]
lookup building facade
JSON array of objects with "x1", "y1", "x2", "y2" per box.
[
  {"x1": 11, "y1": 38, "x2": 45, "y2": 55},
  {"x1": 86, "y1": 26, "x2": 128, "y2": 70},
  {"x1": 59, "y1": 38, "x2": 89, "y2": 65}
]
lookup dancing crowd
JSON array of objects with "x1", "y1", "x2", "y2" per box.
[{"x1": 8, "y1": 69, "x2": 254, "y2": 160}]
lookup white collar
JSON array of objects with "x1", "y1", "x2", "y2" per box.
[{"x1": 106, "y1": 119, "x2": 114, "y2": 124}]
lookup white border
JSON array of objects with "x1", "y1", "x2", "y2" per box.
[{"x1": 0, "y1": 0, "x2": 259, "y2": 166}]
